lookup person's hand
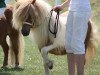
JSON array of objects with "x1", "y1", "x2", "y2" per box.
[{"x1": 52, "y1": 5, "x2": 63, "y2": 12}]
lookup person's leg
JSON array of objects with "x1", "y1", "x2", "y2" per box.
[
  {"x1": 67, "y1": 53, "x2": 75, "y2": 75},
  {"x1": 71, "y1": 11, "x2": 91, "y2": 75},
  {"x1": 75, "y1": 54, "x2": 85, "y2": 75}
]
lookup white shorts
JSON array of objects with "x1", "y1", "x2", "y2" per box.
[
  {"x1": 0, "y1": 8, "x2": 5, "y2": 16},
  {"x1": 65, "y1": 11, "x2": 91, "y2": 54}
]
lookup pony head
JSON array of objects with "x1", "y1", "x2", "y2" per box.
[
  {"x1": 21, "y1": 0, "x2": 37, "y2": 36},
  {"x1": 21, "y1": 14, "x2": 33, "y2": 36},
  {"x1": 13, "y1": 0, "x2": 51, "y2": 36},
  {"x1": 13, "y1": 0, "x2": 39, "y2": 36},
  {"x1": 4, "y1": 5, "x2": 13, "y2": 22}
]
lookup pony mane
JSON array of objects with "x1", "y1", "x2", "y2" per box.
[
  {"x1": 13, "y1": 0, "x2": 54, "y2": 47},
  {"x1": 13, "y1": 0, "x2": 51, "y2": 30}
]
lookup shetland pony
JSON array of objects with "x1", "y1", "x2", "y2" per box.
[
  {"x1": 13, "y1": 0, "x2": 99, "y2": 75},
  {"x1": 0, "y1": 5, "x2": 24, "y2": 68}
]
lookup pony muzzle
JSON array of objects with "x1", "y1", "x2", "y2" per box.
[{"x1": 21, "y1": 22, "x2": 33, "y2": 36}]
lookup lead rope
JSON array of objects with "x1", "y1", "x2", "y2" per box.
[{"x1": 48, "y1": 10, "x2": 60, "y2": 38}]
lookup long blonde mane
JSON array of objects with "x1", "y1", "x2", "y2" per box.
[
  {"x1": 13, "y1": 0, "x2": 51, "y2": 28},
  {"x1": 13, "y1": 0, "x2": 59, "y2": 47}
]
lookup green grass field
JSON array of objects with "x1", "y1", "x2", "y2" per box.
[
  {"x1": 0, "y1": 38, "x2": 100, "y2": 75},
  {"x1": 0, "y1": 0, "x2": 100, "y2": 75},
  {"x1": 0, "y1": 37, "x2": 100, "y2": 75}
]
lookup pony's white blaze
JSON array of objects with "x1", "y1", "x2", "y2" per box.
[{"x1": 13, "y1": 0, "x2": 99, "y2": 75}]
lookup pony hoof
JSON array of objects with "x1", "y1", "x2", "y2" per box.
[
  {"x1": 48, "y1": 60, "x2": 53, "y2": 70},
  {"x1": 14, "y1": 66, "x2": 24, "y2": 71},
  {"x1": 1, "y1": 66, "x2": 9, "y2": 70}
]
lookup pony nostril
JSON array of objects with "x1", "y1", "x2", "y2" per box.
[{"x1": 21, "y1": 29, "x2": 30, "y2": 36}]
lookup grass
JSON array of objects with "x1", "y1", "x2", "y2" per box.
[
  {"x1": 0, "y1": 0, "x2": 100, "y2": 75},
  {"x1": 0, "y1": 37, "x2": 100, "y2": 75},
  {"x1": 90, "y1": 0, "x2": 100, "y2": 26}
]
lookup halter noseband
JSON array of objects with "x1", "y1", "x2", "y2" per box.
[{"x1": 23, "y1": 22, "x2": 33, "y2": 26}]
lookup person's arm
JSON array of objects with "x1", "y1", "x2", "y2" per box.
[
  {"x1": 52, "y1": 0, "x2": 71, "y2": 12},
  {"x1": 61, "y1": 0, "x2": 70, "y2": 9}
]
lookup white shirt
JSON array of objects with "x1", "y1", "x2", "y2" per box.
[{"x1": 69, "y1": 0, "x2": 91, "y2": 11}]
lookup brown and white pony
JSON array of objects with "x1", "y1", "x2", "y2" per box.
[
  {"x1": 0, "y1": 5, "x2": 24, "y2": 69},
  {"x1": 13, "y1": 0, "x2": 99, "y2": 75}
]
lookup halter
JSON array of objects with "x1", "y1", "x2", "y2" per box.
[
  {"x1": 23, "y1": 22, "x2": 32, "y2": 26},
  {"x1": 48, "y1": 10, "x2": 60, "y2": 38}
]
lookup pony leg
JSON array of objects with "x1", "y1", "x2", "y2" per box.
[
  {"x1": 10, "y1": 36, "x2": 19, "y2": 67},
  {"x1": 41, "y1": 45, "x2": 56, "y2": 75},
  {"x1": 12, "y1": 43, "x2": 19, "y2": 67},
  {"x1": 44, "y1": 63, "x2": 50, "y2": 75},
  {"x1": 1, "y1": 40, "x2": 9, "y2": 68},
  {"x1": 9, "y1": 30, "x2": 24, "y2": 69},
  {"x1": 41, "y1": 45, "x2": 55, "y2": 62},
  {"x1": 9, "y1": 29, "x2": 19, "y2": 67}
]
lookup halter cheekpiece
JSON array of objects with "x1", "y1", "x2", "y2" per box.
[{"x1": 48, "y1": 10, "x2": 60, "y2": 38}]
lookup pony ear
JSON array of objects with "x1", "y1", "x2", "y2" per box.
[
  {"x1": 31, "y1": 0, "x2": 36, "y2": 4},
  {"x1": 15, "y1": 0, "x2": 17, "y2": 2}
]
